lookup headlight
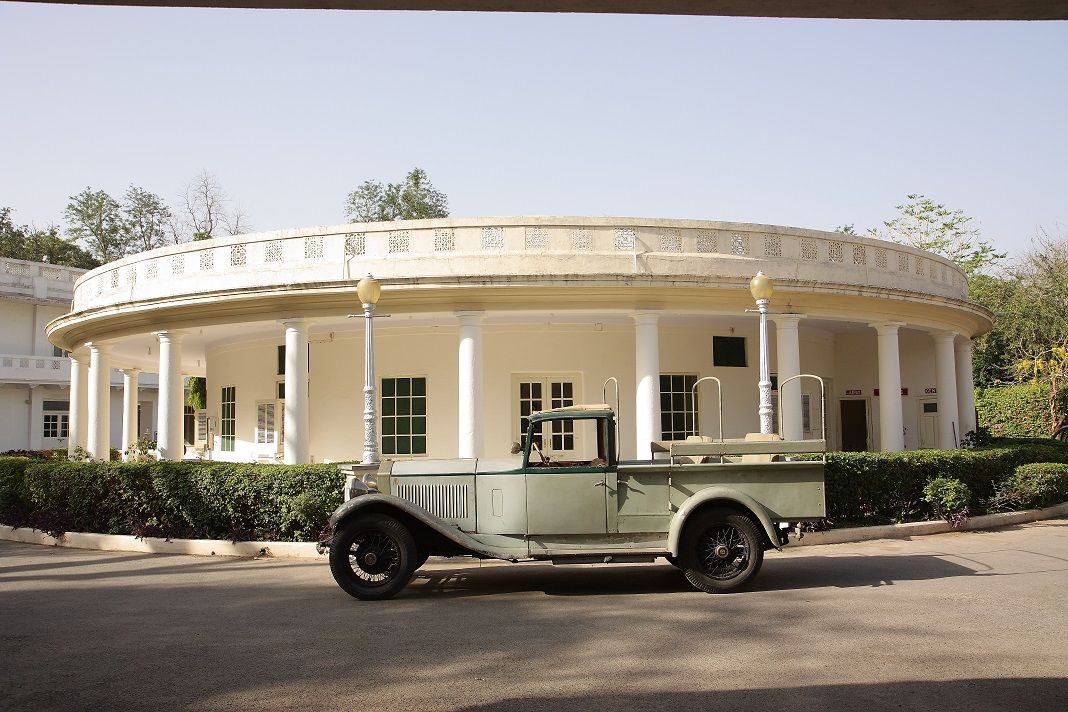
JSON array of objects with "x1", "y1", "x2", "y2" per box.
[
  {"x1": 346, "y1": 477, "x2": 370, "y2": 501},
  {"x1": 360, "y1": 473, "x2": 379, "y2": 492}
]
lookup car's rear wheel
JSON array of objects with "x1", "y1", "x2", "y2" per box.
[
  {"x1": 329, "y1": 513, "x2": 418, "y2": 600},
  {"x1": 680, "y1": 508, "x2": 764, "y2": 594}
]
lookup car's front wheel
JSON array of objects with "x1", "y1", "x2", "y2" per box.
[
  {"x1": 679, "y1": 508, "x2": 764, "y2": 594},
  {"x1": 329, "y1": 513, "x2": 418, "y2": 600}
]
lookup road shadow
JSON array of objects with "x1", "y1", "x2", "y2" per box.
[
  {"x1": 457, "y1": 678, "x2": 1068, "y2": 712},
  {"x1": 406, "y1": 551, "x2": 983, "y2": 598}
]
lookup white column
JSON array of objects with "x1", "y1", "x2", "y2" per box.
[
  {"x1": 86, "y1": 342, "x2": 111, "y2": 460},
  {"x1": 121, "y1": 368, "x2": 140, "y2": 460},
  {"x1": 872, "y1": 322, "x2": 906, "y2": 452},
  {"x1": 68, "y1": 352, "x2": 88, "y2": 456},
  {"x1": 633, "y1": 311, "x2": 661, "y2": 460},
  {"x1": 156, "y1": 332, "x2": 184, "y2": 461},
  {"x1": 773, "y1": 315, "x2": 804, "y2": 440},
  {"x1": 956, "y1": 339, "x2": 978, "y2": 438},
  {"x1": 933, "y1": 331, "x2": 960, "y2": 450},
  {"x1": 457, "y1": 311, "x2": 484, "y2": 459},
  {"x1": 28, "y1": 385, "x2": 42, "y2": 451},
  {"x1": 283, "y1": 319, "x2": 310, "y2": 464}
]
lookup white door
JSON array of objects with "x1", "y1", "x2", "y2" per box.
[{"x1": 919, "y1": 399, "x2": 939, "y2": 449}]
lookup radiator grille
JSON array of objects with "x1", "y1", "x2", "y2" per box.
[{"x1": 395, "y1": 483, "x2": 469, "y2": 520}]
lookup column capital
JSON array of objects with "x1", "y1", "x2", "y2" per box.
[
  {"x1": 771, "y1": 313, "x2": 805, "y2": 328},
  {"x1": 69, "y1": 351, "x2": 87, "y2": 365},
  {"x1": 153, "y1": 330, "x2": 185, "y2": 344},
  {"x1": 869, "y1": 321, "x2": 905, "y2": 335},
  {"x1": 632, "y1": 310, "x2": 660, "y2": 326},
  {"x1": 280, "y1": 317, "x2": 310, "y2": 330},
  {"x1": 455, "y1": 310, "x2": 486, "y2": 325},
  {"x1": 955, "y1": 337, "x2": 975, "y2": 351},
  {"x1": 85, "y1": 341, "x2": 111, "y2": 354},
  {"x1": 931, "y1": 330, "x2": 959, "y2": 345},
  {"x1": 120, "y1": 367, "x2": 142, "y2": 376}
]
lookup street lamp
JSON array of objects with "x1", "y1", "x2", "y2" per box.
[
  {"x1": 749, "y1": 271, "x2": 775, "y2": 435},
  {"x1": 357, "y1": 274, "x2": 382, "y2": 465}
]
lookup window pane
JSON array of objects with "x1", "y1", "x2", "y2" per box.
[
  {"x1": 412, "y1": 416, "x2": 426, "y2": 435},
  {"x1": 381, "y1": 436, "x2": 395, "y2": 454},
  {"x1": 713, "y1": 336, "x2": 747, "y2": 367},
  {"x1": 412, "y1": 436, "x2": 426, "y2": 455},
  {"x1": 396, "y1": 437, "x2": 411, "y2": 455},
  {"x1": 412, "y1": 398, "x2": 426, "y2": 416},
  {"x1": 381, "y1": 399, "x2": 395, "y2": 416},
  {"x1": 381, "y1": 379, "x2": 395, "y2": 397},
  {"x1": 412, "y1": 378, "x2": 426, "y2": 397},
  {"x1": 381, "y1": 418, "x2": 395, "y2": 436},
  {"x1": 397, "y1": 378, "x2": 410, "y2": 397}
]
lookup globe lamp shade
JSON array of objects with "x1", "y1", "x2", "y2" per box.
[
  {"x1": 749, "y1": 271, "x2": 774, "y2": 301},
  {"x1": 357, "y1": 274, "x2": 382, "y2": 306}
]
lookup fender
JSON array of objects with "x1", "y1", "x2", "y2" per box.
[
  {"x1": 667, "y1": 486, "x2": 781, "y2": 556},
  {"x1": 327, "y1": 493, "x2": 514, "y2": 561}
]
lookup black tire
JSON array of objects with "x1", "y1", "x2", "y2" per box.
[
  {"x1": 679, "y1": 508, "x2": 765, "y2": 594},
  {"x1": 329, "y1": 513, "x2": 418, "y2": 600}
]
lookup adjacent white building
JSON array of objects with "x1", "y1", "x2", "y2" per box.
[
  {"x1": 0, "y1": 257, "x2": 157, "y2": 453},
  {"x1": 44, "y1": 217, "x2": 992, "y2": 463}
]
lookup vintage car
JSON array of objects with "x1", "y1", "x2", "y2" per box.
[{"x1": 322, "y1": 387, "x2": 827, "y2": 600}]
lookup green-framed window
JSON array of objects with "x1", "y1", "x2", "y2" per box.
[
  {"x1": 381, "y1": 376, "x2": 427, "y2": 456},
  {"x1": 220, "y1": 386, "x2": 236, "y2": 451}
]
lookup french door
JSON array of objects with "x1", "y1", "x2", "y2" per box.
[{"x1": 513, "y1": 375, "x2": 580, "y2": 459}]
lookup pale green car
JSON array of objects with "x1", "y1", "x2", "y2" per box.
[{"x1": 324, "y1": 404, "x2": 826, "y2": 600}]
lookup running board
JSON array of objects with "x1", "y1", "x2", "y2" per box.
[{"x1": 546, "y1": 551, "x2": 668, "y2": 565}]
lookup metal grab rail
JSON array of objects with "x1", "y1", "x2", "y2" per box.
[
  {"x1": 776, "y1": 373, "x2": 827, "y2": 461},
  {"x1": 690, "y1": 376, "x2": 724, "y2": 444},
  {"x1": 602, "y1": 376, "x2": 621, "y2": 462}
]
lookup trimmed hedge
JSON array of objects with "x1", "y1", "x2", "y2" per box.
[
  {"x1": 2, "y1": 438, "x2": 1068, "y2": 540},
  {"x1": 990, "y1": 462, "x2": 1068, "y2": 511},
  {"x1": 808, "y1": 439, "x2": 1068, "y2": 524},
  {"x1": 0, "y1": 459, "x2": 343, "y2": 541},
  {"x1": 975, "y1": 383, "x2": 1068, "y2": 438}
]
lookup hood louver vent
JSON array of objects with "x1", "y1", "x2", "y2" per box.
[{"x1": 395, "y1": 483, "x2": 470, "y2": 520}]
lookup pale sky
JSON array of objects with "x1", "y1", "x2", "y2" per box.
[{"x1": 1, "y1": 3, "x2": 1066, "y2": 257}]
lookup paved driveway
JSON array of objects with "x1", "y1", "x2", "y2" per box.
[{"x1": 1, "y1": 520, "x2": 1066, "y2": 711}]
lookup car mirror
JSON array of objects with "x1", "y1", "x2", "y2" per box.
[{"x1": 510, "y1": 441, "x2": 522, "y2": 455}]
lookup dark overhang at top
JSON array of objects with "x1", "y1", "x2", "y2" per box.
[{"x1": 9, "y1": 0, "x2": 1068, "y2": 21}]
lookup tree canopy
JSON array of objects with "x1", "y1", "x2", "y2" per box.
[
  {"x1": 873, "y1": 194, "x2": 1005, "y2": 276},
  {"x1": 0, "y1": 207, "x2": 99, "y2": 269},
  {"x1": 344, "y1": 168, "x2": 449, "y2": 222}
]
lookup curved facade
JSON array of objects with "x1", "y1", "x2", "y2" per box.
[{"x1": 46, "y1": 217, "x2": 992, "y2": 463}]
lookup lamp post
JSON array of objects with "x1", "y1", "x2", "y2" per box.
[
  {"x1": 749, "y1": 271, "x2": 775, "y2": 435},
  {"x1": 357, "y1": 274, "x2": 382, "y2": 465}
]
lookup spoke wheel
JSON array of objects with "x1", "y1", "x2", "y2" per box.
[
  {"x1": 680, "y1": 508, "x2": 764, "y2": 594},
  {"x1": 329, "y1": 514, "x2": 417, "y2": 601}
]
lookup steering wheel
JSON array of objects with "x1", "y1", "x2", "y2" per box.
[{"x1": 530, "y1": 439, "x2": 550, "y2": 465}]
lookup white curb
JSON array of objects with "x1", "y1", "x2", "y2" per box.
[
  {"x1": 0, "y1": 527, "x2": 321, "y2": 559},
  {"x1": 2, "y1": 500, "x2": 1066, "y2": 559},
  {"x1": 795, "y1": 501, "x2": 1068, "y2": 546}
]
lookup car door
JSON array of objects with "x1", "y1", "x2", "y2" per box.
[{"x1": 524, "y1": 415, "x2": 609, "y2": 536}]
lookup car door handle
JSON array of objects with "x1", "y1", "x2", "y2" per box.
[{"x1": 594, "y1": 480, "x2": 607, "y2": 487}]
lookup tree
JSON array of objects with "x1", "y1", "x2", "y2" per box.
[
  {"x1": 0, "y1": 207, "x2": 99, "y2": 269},
  {"x1": 344, "y1": 167, "x2": 449, "y2": 222},
  {"x1": 64, "y1": 188, "x2": 126, "y2": 262},
  {"x1": 123, "y1": 186, "x2": 172, "y2": 253},
  {"x1": 179, "y1": 170, "x2": 249, "y2": 240},
  {"x1": 835, "y1": 224, "x2": 858, "y2": 235},
  {"x1": 1015, "y1": 342, "x2": 1068, "y2": 434},
  {"x1": 873, "y1": 194, "x2": 1005, "y2": 276}
]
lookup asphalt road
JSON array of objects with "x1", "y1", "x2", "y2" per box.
[{"x1": 1, "y1": 520, "x2": 1066, "y2": 712}]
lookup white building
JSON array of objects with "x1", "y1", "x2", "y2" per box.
[
  {"x1": 44, "y1": 217, "x2": 992, "y2": 463},
  {"x1": 0, "y1": 257, "x2": 157, "y2": 453}
]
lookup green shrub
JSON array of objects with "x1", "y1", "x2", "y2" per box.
[
  {"x1": 818, "y1": 438, "x2": 1068, "y2": 524},
  {"x1": 975, "y1": 383, "x2": 1068, "y2": 438},
  {"x1": 989, "y1": 463, "x2": 1068, "y2": 512},
  {"x1": 923, "y1": 477, "x2": 971, "y2": 520},
  {"x1": 0, "y1": 460, "x2": 343, "y2": 541}
]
